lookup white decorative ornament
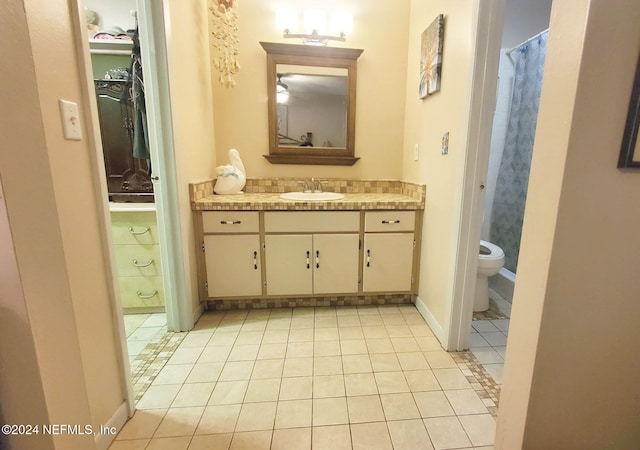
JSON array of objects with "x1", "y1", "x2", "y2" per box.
[
  {"x1": 210, "y1": 0, "x2": 241, "y2": 88},
  {"x1": 214, "y1": 149, "x2": 246, "y2": 195}
]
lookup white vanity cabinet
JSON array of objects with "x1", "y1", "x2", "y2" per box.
[
  {"x1": 194, "y1": 207, "x2": 421, "y2": 301},
  {"x1": 363, "y1": 211, "x2": 416, "y2": 293},
  {"x1": 202, "y1": 212, "x2": 262, "y2": 297},
  {"x1": 264, "y1": 212, "x2": 360, "y2": 296}
]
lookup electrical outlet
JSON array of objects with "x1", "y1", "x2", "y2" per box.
[
  {"x1": 414, "y1": 144, "x2": 420, "y2": 161},
  {"x1": 441, "y1": 131, "x2": 449, "y2": 155}
]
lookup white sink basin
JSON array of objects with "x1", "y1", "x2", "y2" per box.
[{"x1": 280, "y1": 192, "x2": 345, "y2": 201}]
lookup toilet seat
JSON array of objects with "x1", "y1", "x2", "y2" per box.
[{"x1": 479, "y1": 240, "x2": 504, "y2": 260}]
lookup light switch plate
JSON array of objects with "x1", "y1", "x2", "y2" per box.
[{"x1": 58, "y1": 99, "x2": 82, "y2": 141}]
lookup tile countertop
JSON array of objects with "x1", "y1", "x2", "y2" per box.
[
  {"x1": 189, "y1": 179, "x2": 426, "y2": 211},
  {"x1": 192, "y1": 192, "x2": 424, "y2": 211}
]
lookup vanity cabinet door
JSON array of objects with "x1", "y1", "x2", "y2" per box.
[
  {"x1": 363, "y1": 233, "x2": 414, "y2": 292},
  {"x1": 204, "y1": 235, "x2": 262, "y2": 297},
  {"x1": 313, "y1": 234, "x2": 360, "y2": 294},
  {"x1": 265, "y1": 235, "x2": 313, "y2": 295},
  {"x1": 265, "y1": 234, "x2": 359, "y2": 296}
]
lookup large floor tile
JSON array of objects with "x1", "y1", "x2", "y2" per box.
[{"x1": 350, "y1": 422, "x2": 393, "y2": 450}]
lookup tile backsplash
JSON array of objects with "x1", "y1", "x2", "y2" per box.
[{"x1": 190, "y1": 178, "x2": 425, "y2": 203}]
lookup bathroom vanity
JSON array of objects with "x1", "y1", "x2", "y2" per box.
[{"x1": 190, "y1": 179, "x2": 425, "y2": 309}]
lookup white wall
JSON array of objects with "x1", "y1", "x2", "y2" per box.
[
  {"x1": 1, "y1": 0, "x2": 127, "y2": 448},
  {"x1": 501, "y1": 0, "x2": 552, "y2": 48},
  {"x1": 211, "y1": 0, "x2": 410, "y2": 180},
  {"x1": 402, "y1": 1, "x2": 479, "y2": 332},
  {"x1": 481, "y1": 50, "x2": 514, "y2": 240},
  {"x1": 85, "y1": 0, "x2": 137, "y2": 31},
  {"x1": 166, "y1": 0, "x2": 217, "y2": 317},
  {"x1": 497, "y1": 1, "x2": 640, "y2": 447}
]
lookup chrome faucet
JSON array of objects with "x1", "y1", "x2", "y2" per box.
[
  {"x1": 300, "y1": 179, "x2": 313, "y2": 193},
  {"x1": 299, "y1": 178, "x2": 327, "y2": 193}
]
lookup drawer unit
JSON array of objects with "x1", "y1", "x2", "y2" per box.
[
  {"x1": 111, "y1": 211, "x2": 159, "y2": 245},
  {"x1": 110, "y1": 209, "x2": 164, "y2": 311},
  {"x1": 365, "y1": 211, "x2": 416, "y2": 232},
  {"x1": 265, "y1": 211, "x2": 360, "y2": 233},
  {"x1": 203, "y1": 211, "x2": 259, "y2": 233},
  {"x1": 118, "y1": 276, "x2": 164, "y2": 308},
  {"x1": 114, "y1": 244, "x2": 162, "y2": 277}
]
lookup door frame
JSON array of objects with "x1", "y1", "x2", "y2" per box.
[
  {"x1": 70, "y1": 0, "x2": 192, "y2": 414},
  {"x1": 446, "y1": 0, "x2": 505, "y2": 351},
  {"x1": 136, "y1": 0, "x2": 193, "y2": 333}
]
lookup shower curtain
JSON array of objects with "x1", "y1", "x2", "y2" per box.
[{"x1": 490, "y1": 31, "x2": 548, "y2": 273}]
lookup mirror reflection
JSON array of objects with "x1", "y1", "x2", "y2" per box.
[
  {"x1": 260, "y1": 41, "x2": 362, "y2": 166},
  {"x1": 275, "y1": 67, "x2": 348, "y2": 149}
]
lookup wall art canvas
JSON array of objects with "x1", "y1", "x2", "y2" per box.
[
  {"x1": 618, "y1": 51, "x2": 640, "y2": 168},
  {"x1": 419, "y1": 14, "x2": 445, "y2": 99}
]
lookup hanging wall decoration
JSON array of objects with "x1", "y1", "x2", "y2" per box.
[
  {"x1": 210, "y1": 0, "x2": 241, "y2": 88},
  {"x1": 419, "y1": 14, "x2": 444, "y2": 99}
]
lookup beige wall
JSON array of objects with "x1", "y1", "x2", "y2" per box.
[
  {"x1": 497, "y1": 1, "x2": 640, "y2": 448},
  {"x1": 166, "y1": 0, "x2": 217, "y2": 315},
  {"x1": 0, "y1": 0, "x2": 125, "y2": 448},
  {"x1": 402, "y1": 1, "x2": 477, "y2": 327},
  {"x1": 211, "y1": 0, "x2": 410, "y2": 180}
]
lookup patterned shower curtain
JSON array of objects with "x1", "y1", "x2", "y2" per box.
[{"x1": 490, "y1": 31, "x2": 548, "y2": 273}]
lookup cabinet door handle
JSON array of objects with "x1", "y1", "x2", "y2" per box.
[
  {"x1": 137, "y1": 290, "x2": 158, "y2": 299},
  {"x1": 133, "y1": 259, "x2": 154, "y2": 268},
  {"x1": 253, "y1": 251, "x2": 258, "y2": 270},
  {"x1": 366, "y1": 249, "x2": 371, "y2": 267},
  {"x1": 128, "y1": 226, "x2": 150, "y2": 235},
  {"x1": 220, "y1": 220, "x2": 242, "y2": 225},
  {"x1": 316, "y1": 250, "x2": 320, "y2": 269},
  {"x1": 381, "y1": 220, "x2": 401, "y2": 224},
  {"x1": 306, "y1": 251, "x2": 310, "y2": 269}
]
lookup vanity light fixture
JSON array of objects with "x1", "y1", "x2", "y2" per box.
[{"x1": 276, "y1": 8, "x2": 353, "y2": 46}]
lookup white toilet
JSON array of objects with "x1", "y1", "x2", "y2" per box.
[{"x1": 474, "y1": 240, "x2": 505, "y2": 312}]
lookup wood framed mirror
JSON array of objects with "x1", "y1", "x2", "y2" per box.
[{"x1": 260, "y1": 42, "x2": 363, "y2": 166}]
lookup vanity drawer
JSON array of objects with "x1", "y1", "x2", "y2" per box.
[
  {"x1": 111, "y1": 211, "x2": 158, "y2": 245},
  {"x1": 114, "y1": 244, "x2": 162, "y2": 277},
  {"x1": 203, "y1": 211, "x2": 259, "y2": 233},
  {"x1": 118, "y1": 276, "x2": 164, "y2": 308},
  {"x1": 365, "y1": 211, "x2": 416, "y2": 232},
  {"x1": 265, "y1": 211, "x2": 360, "y2": 233}
]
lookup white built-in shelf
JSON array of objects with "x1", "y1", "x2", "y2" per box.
[{"x1": 89, "y1": 38, "x2": 133, "y2": 55}]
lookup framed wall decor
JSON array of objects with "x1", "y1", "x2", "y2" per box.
[
  {"x1": 419, "y1": 14, "x2": 445, "y2": 99},
  {"x1": 618, "y1": 52, "x2": 640, "y2": 168}
]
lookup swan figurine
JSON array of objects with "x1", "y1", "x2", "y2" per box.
[{"x1": 214, "y1": 148, "x2": 246, "y2": 195}]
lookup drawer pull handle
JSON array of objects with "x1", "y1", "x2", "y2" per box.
[
  {"x1": 366, "y1": 249, "x2": 371, "y2": 267},
  {"x1": 133, "y1": 259, "x2": 154, "y2": 268},
  {"x1": 306, "y1": 251, "x2": 310, "y2": 269},
  {"x1": 220, "y1": 220, "x2": 242, "y2": 225},
  {"x1": 128, "y1": 226, "x2": 150, "y2": 235},
  {"x1": 253, "y1": 251, "x2": 258, "y2": 270},
  {"x1": 316, "y1": 250, "x2": 320, "y2": 269},
  {"x1": 381, "y1": 220, "x2": 401, "y2": 224},
  {"x1": 136, "y1": 290, "x2": 158, "y2": 299}
]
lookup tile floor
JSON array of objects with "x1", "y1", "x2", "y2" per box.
[
  {"x1": 469, "y1": 289, "x2": 511, "y2": 384},
  {"x1": 111, "y1": 305, "x2": 497, "y2": 449},
  {"x1": 124, "y1": 313, "x2": 167, "y2": 363}
]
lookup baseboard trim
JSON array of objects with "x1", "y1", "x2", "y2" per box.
[
  {"x1": 414, "y1": 295, "x2": 446, "y2": 345},
  {"x1": 193, "y1": 302, "x2": 206, "y2": 326},
  {"x1": 94, "y1": 401, "x2": 128, "y2": 450}
]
